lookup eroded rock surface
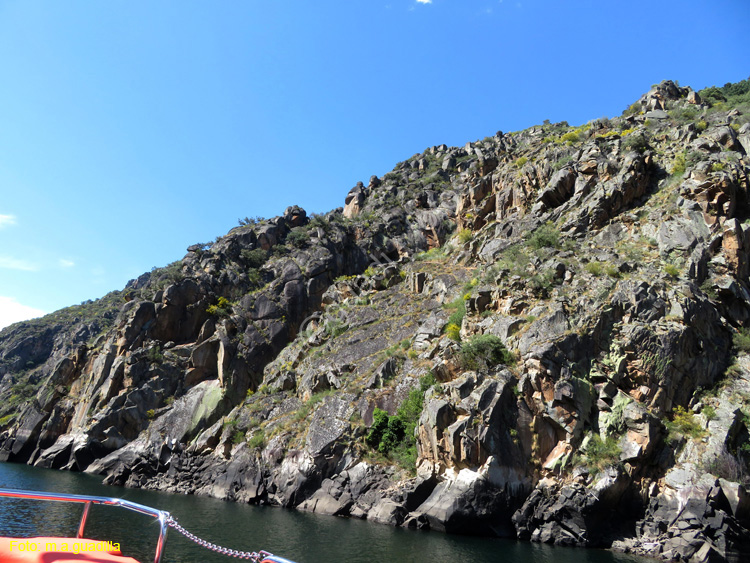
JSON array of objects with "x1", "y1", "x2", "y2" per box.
[{"x1": 2, "y1": 79, "x2": 750, "y2": 561}]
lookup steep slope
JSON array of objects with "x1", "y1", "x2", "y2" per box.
[{"x1": 2, "y1": 79, "x2": 750, "y2": 561}]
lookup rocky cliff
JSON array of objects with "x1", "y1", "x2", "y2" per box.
[{"x1": 2, "y1": 79, "x2": 750, "y2": 562}]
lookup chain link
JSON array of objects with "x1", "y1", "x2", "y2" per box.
[{"x1": 166, "y1": 515, "x2": 274, "y2": 562}]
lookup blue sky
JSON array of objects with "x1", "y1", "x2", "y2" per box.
[{"x1": 0, "y1": 0, "x2": 748, "y2": 329}]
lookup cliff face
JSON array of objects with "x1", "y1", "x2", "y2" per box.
[{"x1": 2, "y1": 80, "x2": 750, "y2": 561}]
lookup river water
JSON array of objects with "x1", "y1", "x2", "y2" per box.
[{"x1": 0, "y1": 463, "x2": 649, "y2": 563}]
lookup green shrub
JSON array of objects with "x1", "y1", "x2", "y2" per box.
[
  {"x1": 527, "y1": 222, "x2": 560, "y2": 250},
  {"x1": 514, "y1": 156, "x2": 528, "y2": 168},
  {"x1": 145, "y1": 346, "x2": 163, "y2": 365},
  {"x1": 308, "y1": 213, "x2": 331, "y2": 232},
  {"x1": 585, "y1": 261, "x2": 604, "y2": 276},
  {"x1": 733, "y1": 327, "x2": 750, "y2": 353},
  {"x1": 584, "y1": 435, "x2": 622, "y2": 472},
  {"x1": 324, "y1": 319, "x2": 348, "y2": 338},
  {"x1": 247, "y1": 268, "x2": 263, "y2": 288},
  {"x1": 445, "y1": 298, "x2": 466, "y2": 328},
  {"x1": 529, "y1": 272, "x2": 555, "y2": 297},
  {"x1": 666, "y1": 406, "x2": 706, "y2": 439},
  {"x1": 247, "y1": 430, "x2": 265, "y2": 449},
  {"x1": 685, "y1": 150, "x2": 704, "y2": 168},
  {"x1": 366, "y1": 373, "x2": 435, "y2": 468},
  {"x1": 560, "y1": 130, "x2": 580, "y2": 144},
  {"x1": 240, "y1": 248, "x2": 268, "y2": 268},
  {"x1": 460, "y1": 334, "x2": 513, "y2": 371},
  {"x1": 367, "y1": 409, "x2": 398, "y2": 453},
  {"x1": 668, "y1": 107, "x2": 697, "y2": 122},
  {"x1": 445, "y1": 323, "x2": 461, "y2": 341},
  {"x1": 552, "y1": 155, "x2": 573, "y2": 171},
  {"x1": 702, "y1": 405, "x2": 716, "y2": 421},
  {"x1": 605, "y1": 264, "x2": 621, "y2": 278},
  {"x1": 457, "y1": 229, "x2": 473, "y2": 244},
  {"x1": 497, "y1": 244, "x2": 531, "y2": 277},
  {"x1": 414, "y1": 248, "x2": 446, "y2": 261},
  {"x1": 231, "y1": 430, "x2": 245, "y2": 445},
  {"x1": 671, "y1": 152, "x2": 686, "y2": 175},
  {"x1": 286, "y1": 227, "x2": 310, "y2": 248},
  {"x1": 664, "y1": 263, "x2": 680, "y2": 278},
  {"x1": 207, "y1": 296, "x2": 232, "y2": 317},
  {"x1": 238, "y1": 216, "x2": 265, "y2": 226},
  {"x1": 146, "y1": 409, "x2": 156, "y2": 420},
  {"x1": 623, "y1": 102, "x2": 641, "y2": 116},
  {"x1": 622, "y1": 133, "x2": 648, "y2": 153}
]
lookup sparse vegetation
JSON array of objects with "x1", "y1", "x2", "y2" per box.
[
  {"x1": 445, "y1": 323, "x2": 461, "y2": 341},
  {"x1": 460, "y1": 334, "x2": 513, "y2": 370},
  {"x1": 414, "y1": 247, "x2": 446, "y2": 261},
  {"x1": 445, "y1": 297, "x2": 466, "y2": 329},
  {"x1": 663, "y1": 263, "x2": 680, "y2": 278},
  {"x1": 497, "y1": 244, "x2": 531, "y2": 277},
  {"x1": 145, "y1": 345, "x2": 164, "y2": 365},
  {"x1": 365, "y1": 373, "x2": 436, "y2": 471},
  {"x1": 583, "y1": 434, "x2": 622, "y2": 472},
  {"x1": 286, "y1": 227, "x2": 310, "y2": 248},
  {"x1": 207, "y1": 296, "x2": 232, "y2": 317},
  {"x1": 604, "y1": 263, "x2": 621, "y2": 278},
  {"x1": 666, "y1": 406, "x2": 706, "y2": 439},
  {"x1": 733, "y1": 327, "x2": 750, "y2": 353},
  {"x1": 247, "y1": 430, "x2": 265, "y2": 449},
  {"x1": 701, "y1": 445, "x2": 746, "y2": 482},
  {"x1": 702, "y1": 405, "x2": 716, "y2": 421},
  {"x1": 622, "y1": 132, "x2": 648, "y2": 153},
  {"x1": 527, "y1": 222, "x2": 560, "y2": 250},
  {"x1": 5, "y1": 76, "x2": 750, "y2": 548},
  {"x1": 241, "y1": 248, "x2": 268, "y2": 268},
  {"x1": 670, "y1": 152, "x2": 686, "y2": 175},
  {"x1": 238, "y1": 216, "x2": 265, "y2": 227},
  {"x1": 457, "y1": 229, "x2": 473, "y2": 244},
  {"x1": 585, "y1": 262, "x2": 604, "y2": 276},
  {"x1": 324, "y1": 319, "x2": 349, "y2": 339}
]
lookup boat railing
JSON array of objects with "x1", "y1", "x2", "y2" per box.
[{"x1": 0, "y1": 487, "x2": 170, "y2": 563}]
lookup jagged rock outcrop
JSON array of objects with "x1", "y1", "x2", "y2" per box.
[{"x1": 2, "y1": 78, "x2": 750, "y2": 561}]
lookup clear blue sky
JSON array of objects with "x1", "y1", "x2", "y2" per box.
[{"x1": 0, "y1": 0, "x2": 748, "y2": 329}]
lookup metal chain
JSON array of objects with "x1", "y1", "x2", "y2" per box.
[{"x1": 166, "y1": 515, "x2": 273, "y2": 561}]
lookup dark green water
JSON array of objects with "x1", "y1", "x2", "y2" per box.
[{"x1": 0, "y1": 463, "x2": 649, "y2": 563}]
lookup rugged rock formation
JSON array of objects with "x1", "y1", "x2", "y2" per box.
[{"x1": 2, "y1": 78, "x2": 750, "y2": 561}]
